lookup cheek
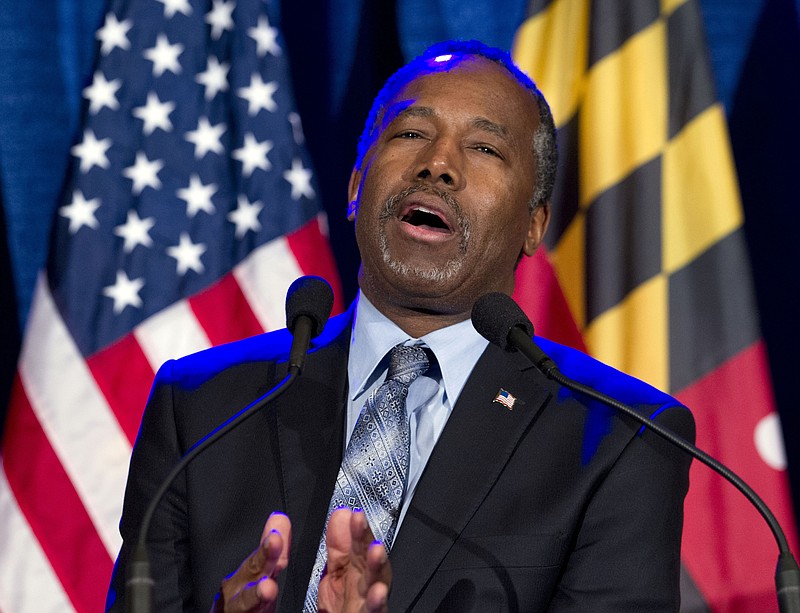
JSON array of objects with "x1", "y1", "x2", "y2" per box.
[
  {"x1": 471, "y1": 187, "x2": 531, "y2": 234},
  {"x1": 358, "y1": 163, "x2": 395, "y2": 209},
  {"x1": 468, "y1": 197, "x2": 532, "y2": 260}
]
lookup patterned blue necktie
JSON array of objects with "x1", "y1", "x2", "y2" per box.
[{"x1": 303, "y1": 344, "x2": 430, "y2": 612}]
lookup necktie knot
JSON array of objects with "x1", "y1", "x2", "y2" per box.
[{"x1": 387, "y1": 344, "x2": 430, "y2": 386}]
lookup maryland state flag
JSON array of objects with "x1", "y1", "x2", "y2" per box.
[{"x1": 511, "y1": 0, "x2": 798, "y2": 610}]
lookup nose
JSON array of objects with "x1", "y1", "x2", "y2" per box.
[{"x1": 411, "y1": 138, "x2": 464, "y2": 190}]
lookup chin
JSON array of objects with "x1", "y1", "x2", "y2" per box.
[
  {"x1": 381, "y1": 238, "x2": 466, "y2": 282},
  {"x1": 383, "y1": 252, "x2": 467, "y2": 285}
]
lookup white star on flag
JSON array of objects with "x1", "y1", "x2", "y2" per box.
[
  {"x1": 156, "y1": 0, "x2": 192, "y2": 18},
  {"x1": 132, "y1": 92, "x2": 175, "y2": 135},
  {"x1": 206, "y1": 0, "x2": 236, "y2": 40},
  {"x1": 103, "y1": 270, "x2": 145, "y2": 313},
  {"x1": 96, "y1": 13, "x2": 132, "y2": 55},
  {"x1": 114, "y1": 210, "x2": 155, "y2": 253},
  {"x1": 123, "y1": 152, "x2": 164, "y2": 194},
  {"x1": 184, "y1": 116, "x2": 226, "y2": 159},
  {"x1": 166, "y1": 232, "x2": 207, "y2": 275},
  {"x1": 143, "y1": 33, "x2": 184, "y2": 77},
  {"x1": 71, "y1": 129, "x2": 112, "y2": 173},
  {"x1": 248, "y1": 15, "x2": 281, "y2": 56},
  {"x1": 237, "y1": 73, "x2": 278, "y2": 115},
  {"x1": 232, "y1": 133, "x2": 273, "y2": 177},
  {"x1": 59, "y1": 190, "x2": 101, "y2": 233},
  {"x1": 1, "y1": 1, "x2": 343, "y2": 609},
  {"x1": 196, "y1": 56, "x2": 230, "y2": 100},
  {"x1": 282, "y1": 158, "x2": 315, "y2": 200},
  {"x1": 227, "y1": 195, "x2": 263, "y2": 237},
  {"x1": 177, "y1": 174, "x2": 217, "y2": 217},
  {"x1": 83, "y1": 71, "x2": 121, "y2": 114}
]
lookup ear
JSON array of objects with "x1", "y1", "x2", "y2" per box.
[
  {"x1": 347, "y1": 167, "x2": 362, "y2": 221},
  {"x1": 522, "y1": 203, "x2": 551, "y2": 257}
]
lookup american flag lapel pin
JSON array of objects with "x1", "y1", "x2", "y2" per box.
[{"x1": 493, "y1": 388, "x2": 516, "y2": 410}]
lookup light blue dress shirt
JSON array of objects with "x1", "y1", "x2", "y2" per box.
[{"x1": 346, "y1": 292, "x2": 489, "y2": 530}]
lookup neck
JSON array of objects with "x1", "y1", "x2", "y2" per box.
[{"x1": 360, "y1": 290, "x2": 470, "y2": 338}]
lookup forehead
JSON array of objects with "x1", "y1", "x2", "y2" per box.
[{"x1": 384, "y1": 57, "x2": 540, "y2": 134}]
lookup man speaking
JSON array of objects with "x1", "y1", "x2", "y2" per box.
[{"x1": 107, "y1": 40, "x2": 694, "y2": 612}]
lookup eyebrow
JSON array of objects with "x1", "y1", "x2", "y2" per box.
[
  {"x1": 471, "y1": 117, "x2": 511, "y2": 141},
  {"x1": 387, "y1": 104, "x2": 512, "y2": 143},
  {"x1": 383, "y1": 103, "x2": 433, "y2": 125}
]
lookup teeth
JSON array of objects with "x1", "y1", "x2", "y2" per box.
[
  {"x1": 402, "y1": 207, "x2": 450, "y2": 230},
  {"x1": 402, "y1": 205, "x2": 441, "y2": 221}
]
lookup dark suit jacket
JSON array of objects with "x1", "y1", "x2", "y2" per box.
[{"x1": 107, "y1": 306, "x2": 694, "y2": 612}]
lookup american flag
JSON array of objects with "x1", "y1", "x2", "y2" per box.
[
  {"x1": 0, "y1": 0, "x2": 342, "y2": 610},
  {"x1": 492, "y1": 388, "x2": 516, "y2": 410}
]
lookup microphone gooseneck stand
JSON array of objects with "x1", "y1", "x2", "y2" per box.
[
  {"x1": 126, "y1": 275, "x2": 334, "y2": 613},
  {"x1": 472, "y1": 292, "x2": 800, "y2": 613},
  {"x1": 125, "y1": 368, "x2": 299, "y2": 613}
]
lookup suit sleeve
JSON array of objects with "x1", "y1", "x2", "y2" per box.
[
  {"x1": 547, "y1": 403, "x2": 696, "y2": 612},
  {"x1": 106, "y1": 360, "x2": 195, "y2": 612}
]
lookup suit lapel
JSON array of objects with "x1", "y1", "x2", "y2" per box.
[
  {"x1": 388, "y1": 343, "x2": 553, "y2": 611},
  {"x1": 273, "y1": 311, "x2": 352, "y2": 609}
]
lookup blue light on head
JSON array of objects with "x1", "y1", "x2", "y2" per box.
[{"x1": 429, "y1": 53, "x2": 455, "y2": 65}]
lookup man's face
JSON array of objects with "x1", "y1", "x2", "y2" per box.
[{"x1": 349, "y1": 57, "x2": 549, "y2": 317}]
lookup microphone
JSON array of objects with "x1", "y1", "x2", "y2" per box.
[
  {"x1": 471, "y1": 292, "x2": 557, "y2": 377},
  {"x1": 126, "y1": 276, "x2": 334, "y2": 613},
  {"x1": 471, "y1": 292, "x2": 800, "y2": 613},
  {"x1": 286, "y1": 275, "x2": 335, "y2": 373}
]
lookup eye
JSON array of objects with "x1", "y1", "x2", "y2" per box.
[
  {"x1": 473, "y1": 144, "x2": 502, "y2": 158},
  {"x1": 395, "y1": 130, "x2": 423, "y2": 139}
]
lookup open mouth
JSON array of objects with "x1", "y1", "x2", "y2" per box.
[{"x1": 400, "y1": 206, "x2": 452, "y2": 233}]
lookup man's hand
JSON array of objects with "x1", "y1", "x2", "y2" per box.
[
  {"x1": 213, "y1": 512, "x2": 292, "y2": 613},
  {"x1": 318, "y1": 509, "x2": 392, "y2": 613}
]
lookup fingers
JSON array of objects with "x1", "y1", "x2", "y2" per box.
[
  {"x1": 364, "y1": 541, "x2": 390, "y2": 613},
  {"x1": 261, "y1": 512, "x2": 292, "y2": 577},
  {"x1": 365, "y1": 580, "x2": 389, "y2": 613},
  {"x1": 317, "y1": 508, "x2": 392, "y2": 613},
  {"x1": 246, "y1": 531, "x2": 282, "y2": 608},
  {"x1": 323, "y1": 508, "x2": 359, "y2": 578},
  {"x1": 365, "y1": 540, "x2": 391, "y2": 591},
  {"x1": 324, "y1": 508, "x2": 375, "y2": 577},
  {"x1": 348, "y1": 510, "x2": 373, "y2": 563},
  {"x1": 217, "y1": 512, "x2": 292, "y2": 612}
]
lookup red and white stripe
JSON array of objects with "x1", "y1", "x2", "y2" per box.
[{"x1": 0, "y1": 215, "x2": 342, "y2": 612}]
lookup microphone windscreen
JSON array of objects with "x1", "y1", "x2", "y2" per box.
[
  {"x1": 285, "y1": 276, "x2": 334, "y2": 337},
  {"x1": 471, "y1": 292, "x2": 534, "y2": 351}
]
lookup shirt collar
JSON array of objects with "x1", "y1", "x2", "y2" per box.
[{"x1": 349, "y1": 291, "x2": 489, "y2": 405}]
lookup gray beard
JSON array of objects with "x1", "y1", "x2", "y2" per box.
[
  {"x1": 376, "y1": 184, "x2": 471, "y2": 283},
  {"x1": 378, "y1": 232, "x2": 464, "y2": 282}
]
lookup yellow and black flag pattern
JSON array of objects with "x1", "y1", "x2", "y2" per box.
[{"x1": 512, "y1": 0, "x2": 798, "y2": 610}]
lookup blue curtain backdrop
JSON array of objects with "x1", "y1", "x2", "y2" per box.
[{"x1": 1, "y1": 0, "x2": 799, "y2": 521}]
